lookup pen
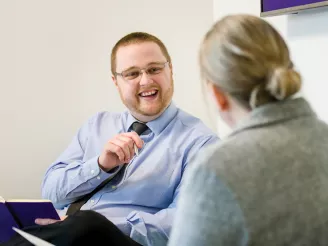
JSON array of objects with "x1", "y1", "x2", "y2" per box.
[
  {"x1": 134, "y1": 144, "x2": 139, "y2": 156},
  {"x1": 131, "y1": 130, "x2": 139, "y2": 156}
]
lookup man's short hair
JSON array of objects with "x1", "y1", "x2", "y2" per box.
[{"x1": 111, "y1": 32, "x2": 172, "y2": 75}]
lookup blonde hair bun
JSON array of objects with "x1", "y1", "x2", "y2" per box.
[
  {"x1": 267, "y1": 67, "x2": 302, "y2": 101},
  {"x1": 200, "y1": 15, "x2": 303, "y2": 109}
]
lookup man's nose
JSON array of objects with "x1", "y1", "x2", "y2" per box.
[{"x1": 139, "y1": 71, "x2": 152, "y2": 86}]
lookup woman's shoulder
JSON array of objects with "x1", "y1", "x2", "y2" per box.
[
  {"x1": 191, "y1": 133, "x2": 254, "y2": 170},
  {"x1": 186, "y1": 129, "x2": 274, "y2": 191}
]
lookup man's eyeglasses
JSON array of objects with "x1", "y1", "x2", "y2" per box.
[{"x1": 114, "y1": 61, "x2": 169, "y2": 82}]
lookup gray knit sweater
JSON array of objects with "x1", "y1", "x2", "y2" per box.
[{"x1": 168, "y1": 98, "x2": 328, "y2": 246}]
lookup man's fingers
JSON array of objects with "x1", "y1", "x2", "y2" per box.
[
  {"x1": 121, "y1": 132, "x2": 144, "y2": 149},
  {"x1": 35, "y1": 216, "x2": 66, "y2": 225},
  {"x1": 110, "y1": 138, "x2": 131, "y2": 161},
  {"x1": 35, "y1": 218, "x2": 59, "y2": 225},
  {"x1": 60, "y1": 215, "x2": 68, "y2": 220},
  {"x1": 117, "y1": 135, "x2": 135, "y2": 158},
  {"x1": 107, "y1": 142, "x2": 125, "y2": 162},
  {"x1": 102, "y1": 132, "x2": 143, "y2": 167}
]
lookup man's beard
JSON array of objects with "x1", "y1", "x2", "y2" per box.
[
  {"x1": 121, "y1": 79, "x2": 174, "y2": 118},
  {"x1": 135, "y1": 83, "x2": 173, "y2": 116}
]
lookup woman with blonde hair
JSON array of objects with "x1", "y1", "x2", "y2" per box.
[{"x1": 169, "y1": 14, "x2": 328, "y2": 246}]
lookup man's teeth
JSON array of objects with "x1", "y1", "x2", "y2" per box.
[{"x1": 140, "y1": 90, "x2": 157, "y2": 96}]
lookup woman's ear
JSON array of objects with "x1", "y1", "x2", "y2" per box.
[{"x1": 209, "y1": 83, "x2": 230, "y2": 111}]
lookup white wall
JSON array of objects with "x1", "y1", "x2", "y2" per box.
[
  {"x1": 280, "y1": 9, "x2": 328, "y2": 123},
  {"x1": 0, "y1": 0, "x2": 214, "y2": 199},
  {"x1": 213, "y1": 0, "x2": 328, "y2": 124}
]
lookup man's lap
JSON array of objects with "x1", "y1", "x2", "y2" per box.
[{"x1": 2, "y1": 210, "x2": 141, "y2": 246}]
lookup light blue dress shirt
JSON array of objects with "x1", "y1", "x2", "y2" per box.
[{"x1": 41, "y1": 102, "x2": 218, "y2": 245}]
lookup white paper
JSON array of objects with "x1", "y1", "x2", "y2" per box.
[{"x1": 12, "y1": 227, "x2": 55, "y2": 246}]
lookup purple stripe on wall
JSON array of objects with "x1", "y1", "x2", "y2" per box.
[{"x1": 263, "y1": 0, "x2": 327, "y2": 12}]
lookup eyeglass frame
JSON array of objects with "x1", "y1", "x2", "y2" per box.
[{"x1": 113, "y1": 61, "x2": 170, "y2": 82}]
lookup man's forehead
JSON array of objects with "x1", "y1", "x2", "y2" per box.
[{"x1": 115, "y1": 42, "x2": 166, "y2": 71}]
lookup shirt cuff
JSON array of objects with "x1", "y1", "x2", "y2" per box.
[
  {"x1": 106, "y1": 165, "x2": 120, "y2": 174},
  {"x1": 109, "y1": 217, "x2": 131, "y2": 236},
  {"x1": 81, "y1": 156, "x2": 114, "y2": 185},
  {"x1": 127, "y1": 212, "x2": 148, "y2": 237}
]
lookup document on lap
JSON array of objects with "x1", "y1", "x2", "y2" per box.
[{"x1": 0, "y1": 197, "x2": 59, "y2": 243}]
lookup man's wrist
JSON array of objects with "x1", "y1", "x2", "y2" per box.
[{"x1": 97, "y1": 157, "x2": 118, "y2": 173}]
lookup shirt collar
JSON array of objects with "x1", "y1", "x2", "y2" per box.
[{"x1": 126, "y1": 102, "x2": 178, "y2": 135}]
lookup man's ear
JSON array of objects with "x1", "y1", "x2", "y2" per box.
[
  {"x1": 209, "y1": 83, "x2": 230, "y2": 111},
  {"x1": 169, "y1": 62, "x2": 173, "y2": 76},
  {"x1": 112, "y1": 75, "x2": 118, "y2": 88}
]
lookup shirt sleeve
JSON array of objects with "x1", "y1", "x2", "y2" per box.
[
  {"x1": 168, "y1": 146, "x2": 249, "y2": 246},
  {"x1": 41, "y1": 113, "x2": 120, "y2": 209},
  {"x1": 107, "y1": 135, "x2": 220, "y2": 246}
]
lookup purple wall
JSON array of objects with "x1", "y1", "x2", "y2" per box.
[{"x1": 262, "y1": 0, "x2": 327, "y2": 12}]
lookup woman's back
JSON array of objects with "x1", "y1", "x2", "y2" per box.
[
  {"x1": 216, "y1": 98, "x2": 328, "y2": 245},
  {"x1": 170, "y1": 98, "x2": 328, "y2": 246},
  {"x1": 169, "y1": 14, "x2": 328, "y2": 246}
]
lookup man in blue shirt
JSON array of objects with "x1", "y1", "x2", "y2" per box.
[{"x1": 5, "y1": 32, "x2": 218, "y2": 246}]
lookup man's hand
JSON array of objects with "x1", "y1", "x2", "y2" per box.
[
  {"x1": 35, "y1": 216, "x2": 68, "y2": 225},
  {"x1": 98, "y1": 132, "x2": 143, "y2": 172}
]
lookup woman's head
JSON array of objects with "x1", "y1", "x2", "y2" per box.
[{"x1": 200, "y1": 14, "x2": 301, "y2": 128}]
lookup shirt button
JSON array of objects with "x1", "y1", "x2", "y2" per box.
[
  {"x1": 91, "y1": 170, "x2": 95, "y2": 174},
  {"x1": 97, "y1": 176, "x2": 100, "y2": 180},
  {"x1": 90, "y1": 200, "x2": 95, "y2": 204}
]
